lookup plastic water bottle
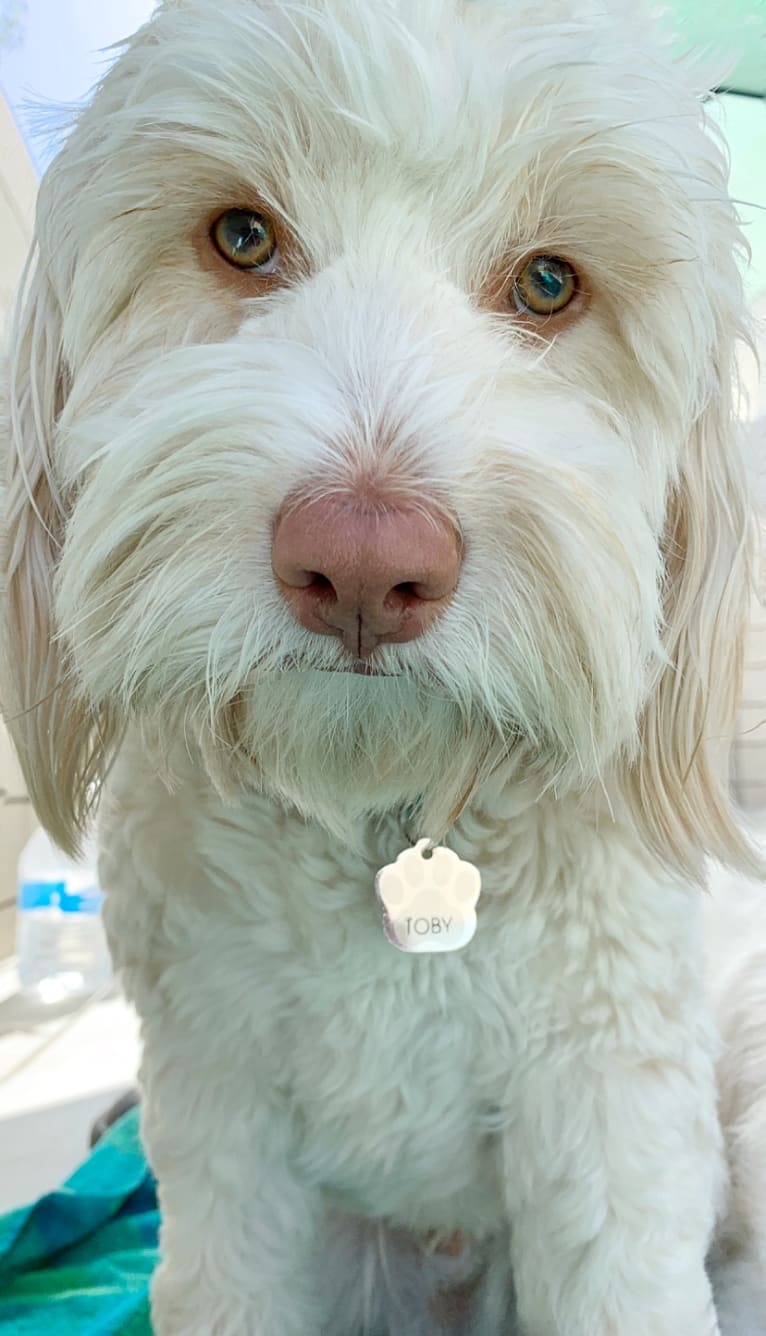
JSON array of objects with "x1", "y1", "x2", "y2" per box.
[{"x1": 16, "y1": 827, "x2": 112, "y2": 1002}]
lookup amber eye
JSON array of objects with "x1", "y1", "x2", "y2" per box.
[
  {"x1": 512, "y1": 254, "x2": 578, "y2": 316},
  {"x1": 211, "y1": 208, "x2": 279, "y2": 271}
]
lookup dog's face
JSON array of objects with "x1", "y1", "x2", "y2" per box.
[{"x1": 0, "y1": 0, "x2": 755, "y2": 869}]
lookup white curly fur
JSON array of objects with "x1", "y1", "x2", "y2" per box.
[{"x1": 1, "y1": 1, "x2": 765, "y2": 1332}]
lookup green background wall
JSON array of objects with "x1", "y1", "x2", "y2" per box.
[{"x1": 669, "y1": 0, "x2": 766, "y2": 298}]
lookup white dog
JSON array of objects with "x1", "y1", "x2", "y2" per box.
[
  {"x1": 705, "y1": 860, "x2": 766, "y2": 1336},
  {"x1": 1, "y1": 1, "x2": 764, "y2": 1332}
]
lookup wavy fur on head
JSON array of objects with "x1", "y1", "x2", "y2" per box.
[{"x1": 1, "y1": 1, "x2": 763, "y2": 1333}]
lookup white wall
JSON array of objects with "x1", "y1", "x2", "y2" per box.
[
  {"x1": 0, "y1": 95, "x2": 38, "y2": 956},
  {"x1": 0, "y1": 94, "x2": 36, "y2": 335}
]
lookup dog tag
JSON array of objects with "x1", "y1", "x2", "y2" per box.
[{"x1": 375, "y1": 839, "x2": 481, "y2": 954}]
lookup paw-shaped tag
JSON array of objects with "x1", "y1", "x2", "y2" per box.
[{"x1": 375, "y1": 839, "x2": 482, "y2": 954}]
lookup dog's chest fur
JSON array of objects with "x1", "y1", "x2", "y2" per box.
[
  {"x1": 282, "y1": 915, "x2": 511, "y2": 1236},
  {"x1": 101, "y1": 733, "x2": 700, "y2": 1243}
]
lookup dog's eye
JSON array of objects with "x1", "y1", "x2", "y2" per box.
[
  {"x1": 211, "y1": 208, "x2": 278, "y2": 271},
  {"x1": 512, "y1": 255, "x2": 577, "y2": 316}
]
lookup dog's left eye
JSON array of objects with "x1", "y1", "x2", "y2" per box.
[
  {"x1": 512, "y1": 255, "x2": 578, "y2": 316},
  {"x1": 211, "y1": 208, "x2": 279, "y2": 271}
]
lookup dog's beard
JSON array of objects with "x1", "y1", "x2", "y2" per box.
[{"x1": 194, "y1": 669, "x2": 507, "y2": 843}]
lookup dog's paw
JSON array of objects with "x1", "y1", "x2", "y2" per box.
[{"x1": 375, "y1": 840, "x2": 481, "y2": 953}]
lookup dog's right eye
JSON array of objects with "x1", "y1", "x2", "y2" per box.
[
  {"x1": 211, "y1": 208, "x2": 279, "y2": 271},
  {"x1": 511, "y1": 254, "x2": 578, "y2": 317}
]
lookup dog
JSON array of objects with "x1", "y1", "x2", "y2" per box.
[
  {"x1": 1, "y1": 0, "x2": 764, "y2": 1332},
  {"x1": 705, "y1": 853, "x2": 766, "y2": 1336}
]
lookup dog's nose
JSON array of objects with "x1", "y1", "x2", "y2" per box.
[{"x1": 272, "y1": 494, "x2": 461, "y2": 657}]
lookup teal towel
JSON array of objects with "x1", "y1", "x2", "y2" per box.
[{"x1": 0, "y1": 1107, "x2": 158, "y2": 1334}]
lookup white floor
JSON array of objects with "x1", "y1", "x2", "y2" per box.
[{"x1": 0, "y1": 959, "x2": 141, "y2": 1212}]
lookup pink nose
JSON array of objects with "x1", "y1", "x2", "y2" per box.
[{"x1": 272, "y1": 494, "x2": 462, "y2": 658}]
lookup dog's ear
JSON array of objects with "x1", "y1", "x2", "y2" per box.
[
  {"x1": 625, "y1": 370, "x2": 760, "y2": 879},
  {"x1": 1, "y1": 258, "x2": 113, "y2": 856}
]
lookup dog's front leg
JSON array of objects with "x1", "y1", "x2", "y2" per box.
[
  {"x1": 504, "y1": 1048, "x2": 722, "y2": 1336},
  {"x1": 500, "y1": 884, "x2": 724, "y2": 1336},
  {"x1": 142, "y1": 1047, "x2": 320, "y2": 1336}
]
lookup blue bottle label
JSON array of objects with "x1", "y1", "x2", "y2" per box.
[{"x1": 19, "y1": 880, "x2": 103, "y2": 914}]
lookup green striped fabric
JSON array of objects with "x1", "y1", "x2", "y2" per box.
[{"x1": 0, "y1": 1108, "x2": 157, "y2": 1335}]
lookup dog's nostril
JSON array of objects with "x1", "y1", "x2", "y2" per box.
[{"x1": 306, "y1": 572, "x2": 336, "y2": 599}]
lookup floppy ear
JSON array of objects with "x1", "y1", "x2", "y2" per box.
[
  {"x1": 1, "y1": 256, "x2": 113, "y2": 856},
  {"x1": 626, "y1": 365, "x2": 760, "y2": 879}
]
